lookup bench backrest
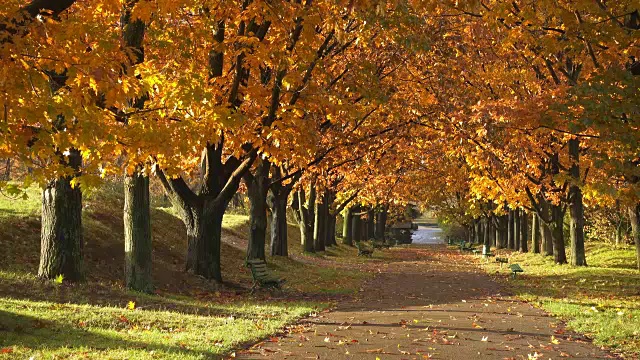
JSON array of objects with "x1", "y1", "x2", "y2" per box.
[{"x1": 247, "y1": 260, "x2": 270, "y2": 278}]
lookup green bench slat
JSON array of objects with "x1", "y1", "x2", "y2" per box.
[
  {"x1": 246, "y1": 259, "x2": 284, "y2": 292},
  {"x1": 509, "y1": 264, "x2": 523, "y2": 272}
]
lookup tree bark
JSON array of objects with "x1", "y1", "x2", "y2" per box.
[
  {"x1": 124, "y1": 173, "x2": 153, "y2": 293},
  {"x1": 569, "y1": 138, "x2": 587, "y2": 266},
  {"x1": 519, "y1": 209, "x2": 528, "y2": 252},
  {"x1": 532, "y1": 213, "x2": 540, "y2": 254},
  {"x1": 342, "y1": 206, "x2": 353, "y2": 245},
  {"x1": 375, "y1": 206, "x2": 388, "y2": 241},
  {"x1": 507, "y1": 210, "x2": 515, "y2": 249},
  {"x1": 628, "y1": 204, "x2": 640, "y2": 271},
  {"x1": 325, "y1": 192, "x2": 337, "y2": 247},
  {"x1": 38, "y1": 149, "x2": 84, "y2": 282},
  {"x1": 514, "y1": 209, "x2": 521, "y2": 250},
  {"x1": 366, "y1": 207, "x2": 375, "y2": 240},
  {"x1": 476, "y1": 218, "x2": 484, "y2": 245},
  {"x1": 181, "y1": 201, "x2": 225, "y2": 280},
  {"x1": 496, "y1": 215, "x2": 507, "y2": 249},
  {"x1": 483, "y1": 217, "x2": 491, "y2": 255},
  {"x1": 267, "y1": 188, "x2": 289, "y2": 256},
  {"x1": 245, "y1": 160, "x2": 270, "y2": 260},
  {"x1": 157, "y1": 142, "x2": 256, "y2": 282},
  {"x1": 313, "y1": 189, "x2": 327, "y2": 252},
  {"x1": 539, "y1": 200, "x2": 554, "y2": 256},
  {"x1": 551, "y1": 204, "x2": 568, "y2": 264},
  {"x1": 327, "y1": 214, "x2": 337, "y2": 246},
  {"x1": 121, "y1": 5, "x2": 152, "y2": 292},
  {"x1": 352, "y1": 208, "x2": 362, "y2": 242},
  {"x1": 297, "y1": 185, "x2": 316, "y2": 253}
]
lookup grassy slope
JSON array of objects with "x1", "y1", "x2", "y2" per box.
[
  {"x1": 480, "y1": 243, "x2": 640, "y2": 357},
  {"x1": 0, "y1": 183, "x2": 373, "y2": 359}
]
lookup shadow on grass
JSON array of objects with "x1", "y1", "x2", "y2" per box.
[
  {"x1": 0, "y1": 310, "x2": 213, "y2": 358},
  {"x1": 508, "y1": 268, "x2": 640, "y2": 301}
]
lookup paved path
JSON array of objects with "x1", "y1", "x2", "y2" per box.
[
  {"x1": 411, "y1": 226, "x2": 444, "y2": 245},
  {"x1": 235, "y1": 246, "x2": 614, "y2": 360}
]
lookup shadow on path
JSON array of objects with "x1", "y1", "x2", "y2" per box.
[{"x1": 234, "y1": 245, "x2": 617, "y2": 360}]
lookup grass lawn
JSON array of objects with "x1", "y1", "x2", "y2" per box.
[
  {"x1": 0, "y1": 181, "x2": 376, "y2": 359},
  {"x1": 480, "y1": 243, "x2": 640, "y2": 358}
]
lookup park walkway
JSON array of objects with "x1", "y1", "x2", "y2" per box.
[{"x1": 234, "y1": 246, "x2": 615, "y2": 359}]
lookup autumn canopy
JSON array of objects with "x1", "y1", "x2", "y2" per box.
[{"x1": 0, "y1": 0, "x2": 639, "y2": 289}]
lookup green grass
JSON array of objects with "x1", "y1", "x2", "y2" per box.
[
  {"x1": 0, "y1": 297, "x2": 318, "y2": 359},
  {"x1": 0, "y1": 181, "x2": 375, "y2": 359},
  {"x1": 481, "y1": 242, "x2": 640, "y2": 357},
  {"x1": 0, "y1": 185, "x2": 40, "y2": 218}
]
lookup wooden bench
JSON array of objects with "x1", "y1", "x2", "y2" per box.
[
  {"x1": 472, "y1": 249, "x2": 482, "y2": 256},
  {"x1": 372, "y1": 241, "x2": 391, "y2": 249},
  {"x1": 246, "y1": 259, "x2": 285, "y2": 293},
  {"x1": 356, "y1": 242, "x2": 374, "y2": 257},
  {"x1": 509, "y1": 263, "x2": 523, "y2": 279},
  {"x1": 459, "y1": 241, "x2": 473, "y2": 253}
]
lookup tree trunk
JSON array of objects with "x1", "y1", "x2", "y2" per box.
[
  {"x1": 124, "y1": 172, "x2": 153, "y2": 293},
  {"x1": 476, "y1": 218, "x2": 484, "y2": 245},
  {"x1": 267, "y1": 188, "x2": 289, "y2": 256},
  {"x1": 327, "y1": 214, "x2": 337, "y2": 246},
  {"x1": 532, "y1": 213, "x2": 540, "y2": 254},
  {"x1": 375, "y1": 206, "x2": 387, "y2": 241},
  {"x1": 367, "y1": 207, "x2": 375, "y2": 240},
  {"x1": 325, "y1": 192, "x2": 337, "y2": 247},
  {"x1": 539, "y1": 200, "x2": 553, "y2": 256},
  {"x1": 507, "y1": 210, "x2": 515, "y2": 249},
  {"x1": 291, "y1": 191, "x2": 301, "y2": 224},
  {"x1": 514, "y1": 209, "x2": 521, "y2": 250},
  {"x1": 352, "y1": 208, "x2": 362, "y2": 242},
  {"x1": 245, "y1": 160, "x2": 270, "y2": 260},
  {"x1": 38, "y1": 149, "x2": 84, "y2": 282},
  {"x1": 551, "y1": 204, "x2": 568, "y2": 264},
  {"x1": 182, "y1": 200, "x2": 226, "y2": 281},
  {"x1": 628, "y1": 204, "x2": 640, "y2": 271},
  {"x1": 2, "y1": 158, "x2": 11, "y2": 180},
  {"x1": 342, "y1": 207, "x2": 353, "y2": 245},
  {"x1": 297, "y1": 187, "x2": 315, "y2": 253},
  {"x1": 519, "y1": 209, "x2": 528, "y2": 252},
  {"x1": 313, "y1": 191, "x2": 327, "y2": 252},
  {"x1": 496, "y1": 215, "x2": 506, "y2": 249},
  {"x1": 483, "y1": 217, "x2": 491, "y2": 255},
  {"x1": 569, "y1": 138, "x2": 587, "y2": 266}
]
